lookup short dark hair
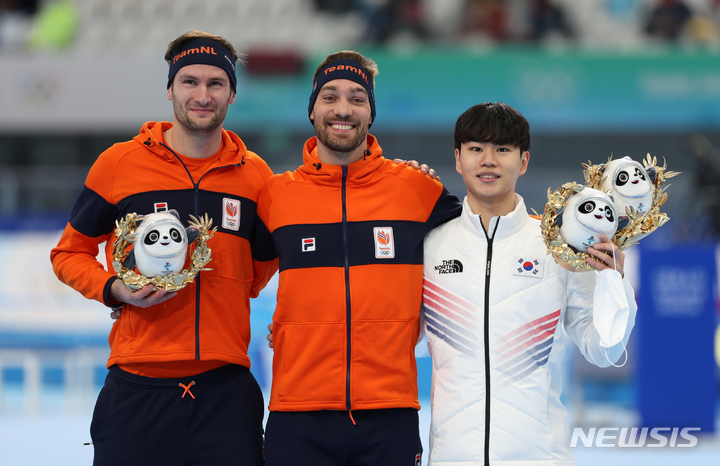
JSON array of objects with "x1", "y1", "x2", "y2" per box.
[{"x1": 454, "y1": 102, "x2": 531, "y2": 153}]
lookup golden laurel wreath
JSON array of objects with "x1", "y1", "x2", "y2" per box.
[
  {"x1": 112, "y1": 213, "x2": 217, "y2": 291},
  {"x1": 539, "y1": 154, "x2": 679, "y2": 272}
]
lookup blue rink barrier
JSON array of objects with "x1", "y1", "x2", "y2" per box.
[{"x1": 637, "y1": 244, "x2": 718, "y2": 432}]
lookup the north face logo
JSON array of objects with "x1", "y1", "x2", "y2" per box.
[{"x1": 435, "y1": 259, "x2": 463, "y2": 274}]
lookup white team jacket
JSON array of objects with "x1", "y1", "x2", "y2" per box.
[{"x1": 422, "y1": 196, "x2": 637, "y2": 466}]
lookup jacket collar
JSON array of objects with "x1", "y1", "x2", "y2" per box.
[
  {"x1": 461, "y1": 194, "x2": 530, "y2": 241},
  {"x1": 298, "y1": 134, "x2": 384, "y2": 186},
  {"x1": 133, "y1": 121, "x2": 248, "y2": 165}
]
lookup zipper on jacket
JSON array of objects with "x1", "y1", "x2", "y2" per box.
[
  {"x1": 479, "y1": 216, "x2": 500, "y2": 466},
  {"x1": 192, "y1": 183, "x2": 201, "y2": 358},
  {"x1": 161, "y1": 142, "x2": 243, "y2": 360},
  {"x1": 342, "y1": 166, "x2": 352, "y2": 412}
]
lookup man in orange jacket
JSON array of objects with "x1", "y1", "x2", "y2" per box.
[
  {"x1": 257, "y1": 51, "x2": 462, "y2": 466},
  {"x1": 50, "y1": 30, "x2": 276, "y2": 466}
]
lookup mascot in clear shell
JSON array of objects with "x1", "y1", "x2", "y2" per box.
[
  {"x1": 555, "y1": 187, "x2": 629, "y2": 252},
  {"x1": 542, "y1": 154, "x2": 678, "y2": 272},
  {"x1": 121, "y1": 210, "x2": 199, "y2": 278},
  {"x1": 600, "y1": 156, "x2": 655, "y2": 216}
]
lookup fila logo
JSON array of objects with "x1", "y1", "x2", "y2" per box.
[
  {"x1": 512, "y1": 256, "x2": 544, "y2": 278},
  {"x1": 302, "y1": 238, "x2": 316, "y2": 252},
  {"x1": 373, "y1": 227, "x2": 395, "y2": 259},
  {"x1": 435, "y1": 259, "x2": 463, "y2": 274},
  {"x1": 154, "y1": 202, "x2": 169, "y2": 213},
  {"x1": 222, "y1": 198, "x2": 241, "y2": 231}
]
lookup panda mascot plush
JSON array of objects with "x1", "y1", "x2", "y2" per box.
[
  {"x1": 600, "y1": 156, "x2": 655, "y2": 216},
  {"x1": 556, "y1": 187, "x2": 629, "y2": 252},
  {"x1": 122, "y1": 210, "x2": 199, "y2": 277}
]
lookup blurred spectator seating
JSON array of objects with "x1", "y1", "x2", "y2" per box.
[
  {"x1": 3, "y1": 0, "x2": 720, "y2": 57},
  {"x1": 461, "y1": 0, "x2": 511, "y2": 42},
  {"x1": 361, "y1": 0, "x2": 430, "y2": 45},
  {"x1": 527, "y1": 0, "x2": 574, "y2": 42},
  {"x1": 0, "y1": 0, "x2": 38, "y2": 52},
  {"x1": 644, "y1": 0, "x2": 693, "y2": 40},
  {"x1": 69, "y1": 0, "x2": 364, "y2": 55}
]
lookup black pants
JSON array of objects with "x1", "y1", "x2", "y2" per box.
[
  {"x1": 91, "y1": 365, "x2": 265, "y2": 466},
  {"x1": 265, "y1": 408, "x2": 422, "y2": 466}
]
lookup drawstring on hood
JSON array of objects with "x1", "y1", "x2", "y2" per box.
[{"x1": 133, "y1": 121, "x2": 249, "y2": 167}]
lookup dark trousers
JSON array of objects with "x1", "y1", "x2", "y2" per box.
[
  {"x1": 265, "y1": 408, "x2": 422, "y2": 466},
  {"x1": 91, "y1": 364, "x2": 265, "y2": 466}
]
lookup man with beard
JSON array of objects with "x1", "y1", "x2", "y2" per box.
[
  {"x1": 257, "y1": 51, "x2": 462, "y2": 466},
  {"x1": 50, "y1": 30, "x2": 276, "y2": 466}
]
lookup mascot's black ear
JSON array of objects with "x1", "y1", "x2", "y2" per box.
[
  {"x1": 168, "y1": 209, "x2": 181, "y2": 221},
  {"x1": 646, "y1": 166, "x2": 657, "y2": 183},
  {"x1": 186, "y1": 226, "x2": 200, "y2": 243},
  {"x1": 618, "y1": 215, "x2": 630, "y2": 230},
  {"x1": 122, "y1": 249, "x2": 136, "y2": 270},
  {"x1": 553, "y1": 206, "x2": 564, "y2": 229}
]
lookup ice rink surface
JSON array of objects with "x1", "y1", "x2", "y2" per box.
[{"x1": 1, "y1": 397, "x2": 719, "y2": 466}]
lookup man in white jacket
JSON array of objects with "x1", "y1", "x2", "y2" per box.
[{"x1": 422, "y1": 102, "x2": 637, "y2": 466}]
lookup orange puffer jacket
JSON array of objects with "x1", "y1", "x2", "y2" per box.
[
  {"x1": 257, "y1": 135, "x2": 461, "y2": 412},
  {"x1": 51, "y1": 121, "x2": 277, "y2": 369}
]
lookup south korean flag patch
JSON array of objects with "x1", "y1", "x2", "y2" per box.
[{"x1": 512, "y1": 256, "x2": 544, "y2": 278}]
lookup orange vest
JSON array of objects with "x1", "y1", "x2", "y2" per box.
[
  {"x1": 51, "y1": 122, "x2": 277, "y2": 370},
  {"x1": 257, "y1": 135, "x2": 461, "y2": 412}
]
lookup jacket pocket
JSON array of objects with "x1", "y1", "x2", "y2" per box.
[
  {"x1": 351, "y1": 320, "x2": 417, "y2": 404},
  {"x1": 275, "y1": 322, "x2": 346, "y2": 404}
]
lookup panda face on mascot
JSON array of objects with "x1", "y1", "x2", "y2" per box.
[
  {"x1": 601, "y1": 156, "x2": 654, "y2": 216},
  {"x1": 557, "y1": 187, "x2": 623, "y2": 252},
  {"x1": 122, "y1": 210, "x2": 199, "y2": 278}
]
